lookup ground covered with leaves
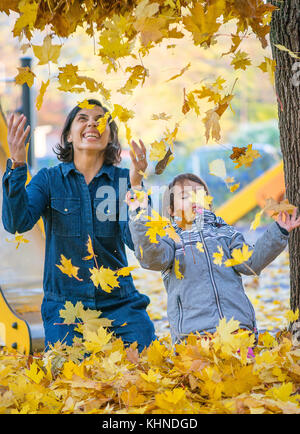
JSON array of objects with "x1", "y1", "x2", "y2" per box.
[{"x1": 1, "y1": 251, "x2": 300, "y2": 414}]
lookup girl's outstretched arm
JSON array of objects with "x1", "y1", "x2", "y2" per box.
[
  {"x1": 228, "y1": 219, "x2": 290, "y2": 276},
  {"x1": 126, "y1": 190, "x2": 175, "y2": 272}
]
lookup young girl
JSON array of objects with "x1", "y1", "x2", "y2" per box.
[{"x1": 126, "y1": 172, "x2": 300, "y2": 345}]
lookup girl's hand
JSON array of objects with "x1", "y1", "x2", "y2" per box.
[
  {"x1": 125, "y1": 190, "x2": 148, "y2": 212},
  {"x1": 129, "y1": 139, "x2": 147, "y2": 188},
  {"x1": 277, "y1": 208, "x2": 300, "y2": 233},
  {"x1": 7, "y1": 113, "x2": 30, "y2": 162}
]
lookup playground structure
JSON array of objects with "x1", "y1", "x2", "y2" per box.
[{"x1": 0, "y1": 102, "x2": 286, "y2": 354}]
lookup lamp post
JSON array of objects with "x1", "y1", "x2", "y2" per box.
[{"x1": 20, "y1": 57, "x2": 34, "y2": 168}]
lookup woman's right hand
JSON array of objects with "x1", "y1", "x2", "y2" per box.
[{"x1": 7, "y1": 113, "x2": 30, "y2": 162}]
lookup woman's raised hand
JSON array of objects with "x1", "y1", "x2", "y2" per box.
[
  {"x1": 7, "y1": 113, "x2": 30, "y2": 162},
  {"x1": 129, "y1": 139, "x2": 147, "y2": 188}
]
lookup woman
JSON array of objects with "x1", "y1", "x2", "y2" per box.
[{"x1": 2, "y1": 99, "x2": 156, "y2": 352}]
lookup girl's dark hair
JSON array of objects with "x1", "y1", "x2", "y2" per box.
[
  {"x1": 53, "y1": 99, "x2": 121, "y2": 165},
  {"x1": 163, "y1": 173, "x2": 211, "y2": 218}
]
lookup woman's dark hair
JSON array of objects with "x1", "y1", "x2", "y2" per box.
[
  {"x1": 163, "y1": 172, "x2": 211, "y2": 218},
  {"x1": 53, "y1": 99, "x2": 122, "y2": 165}
]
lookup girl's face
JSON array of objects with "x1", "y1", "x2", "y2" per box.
[
  {"x1": 169, "y1": 180, "x2": 205, "y2": 227},
  {"x1": 67, "y1": 106, "x2": 111, "y2": 156}
]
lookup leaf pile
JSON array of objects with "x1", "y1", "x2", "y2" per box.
[{"x1": 1, "y1": 309, "x2": 300, "y2": 414}]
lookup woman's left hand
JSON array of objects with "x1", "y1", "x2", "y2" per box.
[
  {"x1": 129, "y1": 139, "x2": 147, "y2": 188},
  {"x1": 277, "y1": 208, "x2": 300, "y2": 232}
]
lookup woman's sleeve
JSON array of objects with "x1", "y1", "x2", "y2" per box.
[
  {"x1": 128, "y1": 205, "x2": 175, "y2": 272},
  {"x1": 118, "y1": 169, "x2": 151, "y2": 251},
  {"x1": 229, "y1": 221, "x2": 289, "y2": 276},
  {"x1": 2, "y1": 161, "x2": 49, "y2": 234}
]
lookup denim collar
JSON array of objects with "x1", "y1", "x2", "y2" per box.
[{"x1": 61, "y1": 161, "x2": 115, "y2": 181}]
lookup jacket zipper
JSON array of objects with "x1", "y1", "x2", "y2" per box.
[
  {"x1": 199, "y1": 230, "x2": 224, "y2": 319},
  {"x1": 177, "y1": 296, "x2": 183, "y2": 336}
]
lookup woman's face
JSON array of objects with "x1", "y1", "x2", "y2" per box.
[
  {"x1": 67, "y1": 105, "x2": 111, "y2": 156},
  {"x1": 170, "y1": 180, "x2": 205, "y2": 225}
]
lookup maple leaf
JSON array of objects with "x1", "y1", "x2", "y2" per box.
[
  {"x1": 36, "y1": 80, "x2": 50, "y2": 111},
  {"x1": 209, "y1": 159, "x2": 227, "y2": 180},
  {"x1": 262, "y1": 198, "x2": 296, "y2": 217},
  {"x1": 111, "y1": 104, "x2": 135, "y2": 123},
  {"x1": 120, "y1": 385, "x2": 146, "y2": 407},
  {"x1": 96, "y1": 112, "x2": 111, "y2": 135},
  {"x1": 258, "y1": 57, "x2": 276, "y2": 86},
  {"x1": 284, "y1": 308, "x2": 299, "y2": 323},
  {"x1": 183, "y1": 2, "x2": 222, "y2": 47},
  {"x1": 224, "y1": 244, "x2": 253, "y2": 267},
  {"x1": 213, "y1": 245, "x2": 224, "y2": 266},
  {"x1": 203, "y1": 109, "x2": 221, "y2": 143},
  {"x1": 154, "y1": 148, "x2": 174, "y2": 175},
  {"x1": 229, "y1": 146, "x2": 247, "y2": 160},
  {"x1": 166, "y1": 62, "x2": 191, "y2": 82},
  {"x1": 250, "y1": 210, "x2": 263, "y2": 231},
  {"x1": 151, "y1": 112, "x2": 172, "y2": 121},
  {"x1": 149, "y1": 139, "x2": 167, "y2": 162},
  {"x1": 83, "y1": 235, "x2": 97, "y2": 261},
  {"x1": 116, "y1": 265, "x2": 139, "y2": 276},
  {"x1": 5, "y1": 231, "x2": 29, "y2": 249},
  {"x1": 56, "y1": 254, "x2": 83, "y2": 281},
  {"x1": 174, "y1": 258, "x2": 184, "y2": 279},
  {"x1": 182, "y1": 89, "x2": 200, "y2": 116},
  {"x1": 25, "y1": 361, "x2": 45, "y2": 384},
  {"x1": 84, "y1": 327, "x2": 113, "y2": 354},
  {"x1": 13, "y1": 0, "x2": 38, "y2": 38},
  {"x1": 89, "y1": 266, "x2": 120, "y2": 293},
  {"x1": 274, "y1": 44, "x2": 300, "y2": 60},
  {"x1": 15, "y1": 66, "x2": 35, "y2": 88},
  {"x1": 213, "y1": 317, "x2": 241, "y2": 354},
  {"x1": 196, "y1": 242, "x2": 204, "y2": 253},
  {"x1": 155, "y1": 388, "x2": 188, "y2": 413},
  {"x1": 229, "y1": 183, "x2": 240, "y2": 193},
  {"x1": 32, "y1": 35, "x2": 61, "y2": 65},
  {"x1": 231, "y1": 50, "x2": 251, "y2": 70},
  {"x1": 118, "y1": 64, "x2": 148, "y2": 94},
  {"x1": 77, "y1": 99, "x2": 95, "y2": 109},
  {"x1": 59, "y1": 301, "x2": 85, "y2": 324},
  {"x1": 233, "y1": 144, "x2": 261, "y2": 169}
]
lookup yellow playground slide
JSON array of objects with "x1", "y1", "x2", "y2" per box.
[{"x1": 0, "y1": 104, "x2": 285, "y2": 354}]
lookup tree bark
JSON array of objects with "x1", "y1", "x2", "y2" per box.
[{"x1": 270, "y1": 0, "x2": 300, "y2": 313}]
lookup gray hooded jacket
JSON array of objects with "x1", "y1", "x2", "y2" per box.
[{"x1": 128, "y1": 205, "x2": 289, "y2": 344}]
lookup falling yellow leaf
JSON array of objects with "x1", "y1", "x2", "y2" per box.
[
  {"x1": 196, "y1": 242, "x2": 204, "y2": 253},
  {"x1": 96, "y1": 112, "x2": 111, "y2": 134},
  {"x1": 213, "y1": 245, "x2": 224, "y2": 266},
  {"x1": 6, "y1": 231, "x2": 29, "y2": 249},
  {"x1": 116, "y1": 265, "x2": 139, "y2": 276},
  {"x1": 284, "y1": 308, "x2": 299, "y2": 323},
  {"x1": 36, "y1": 79, "x2": 50, "y2": 111},
  {"x1": 77, "y1": 99, "x2": 95, "y2": 109},
  {"x1": 233, "y1": 144, "x2": 261, "y2": 169},
  {"x1": 56, "y1": 254, "x2": 83, "y2": 281},
  {"x1": 209, "y1": 158, "x2": 227, "y2": 180},
  {"x1": 89, "y1": 266, "x2": 120, "y2": 293},
  {"x1": 174, "y1": 258, "x2": 184, "y2": 279},
  {"x1": 15, "y1": 66, "x2": 35, "y2": 88},
  {"x1": 32, "y1": 34, "x2": 61, "y2": 65},
  {"x1": 166, "y1": 62, "x2": 191, "y2": 82},
  {"x1": 224, "y1": 244, "x2": 253, "y2": 267},
  {"x1": 229, "y1": 183, "x2": 240, "y2": 193},
  {"x1": 83, "y1": 235, "x2": 97, "y2": 261},
  {"x1": 250, "y1": 210, "x2": 263, "y2": 231}
]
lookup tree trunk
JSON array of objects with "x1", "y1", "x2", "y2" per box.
[{"x1": 270, "y1": 0, "x2": 300, "y2": 313}]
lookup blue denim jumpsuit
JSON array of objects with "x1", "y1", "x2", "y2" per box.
[{"x1": 2, "y1": 160, "x2": 156, "y2": 351}]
